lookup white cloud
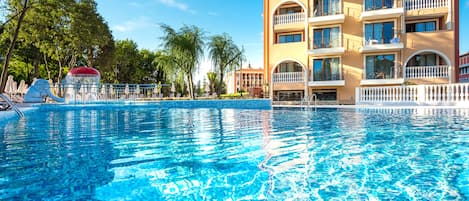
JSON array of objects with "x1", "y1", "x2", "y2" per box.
[
  {"x1": 158, "y1": 0, "x2": 196, "y2": 14},
  {"x1": 112, "y1": 17, "x2": 157, "y2": 33}
]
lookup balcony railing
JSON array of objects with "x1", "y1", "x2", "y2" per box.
[
  {"x1": 405, "y1": 65, "x2": 449, "y2": 79},
  {"x1": 273, "y1": 13, "x2": 305, "y2": 25},
  {"x1": 313, "y1": 8, "x2": 342, "y2": 17},
  {"x1": 356, "y1": 83, "x2": 469, "y2": 106},
  {"x1": 404, "y1": 0, "x2": 448, "y2": 10},
  {"x1": 272, "y1": 72, "x2": 304, "y2": 83}
]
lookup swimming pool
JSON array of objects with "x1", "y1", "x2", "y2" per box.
[{"x1": 0, "y1": 104, "x2": 468, "y2": 200}]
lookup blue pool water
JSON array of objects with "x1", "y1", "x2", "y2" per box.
[{"x1": 0, "y1": 105, "x2": 468, "y2": 200}]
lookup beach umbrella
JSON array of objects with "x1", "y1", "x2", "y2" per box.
[
  {"x1": 17, "y1": 80, "x2": 27, "y2": 94},
  {"x1": 12, "y1": 81, "x2": 18, "y2": 94},
  {"x1": 110, "y1": 85, "x2": 115, "y2": 95},
  {"x1": 100, "y1": 85, "x2": 106, "y2": 95},
  {"x1": 4, "y1": 75, "x2": 14, "y2": 94},
  {"x1": 135, "y1": 85, "x2": 140, "y2": 95},
  {"x1": 124, "y1": 84, "x2": 129, "y2": 95}
]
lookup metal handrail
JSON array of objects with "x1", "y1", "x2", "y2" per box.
[
  {"x1": 301, "y1": 94, "x2": 318, "y2": 110},
  {"x1": 0, "y1": 93, "x2": 24, "y2": 118}
]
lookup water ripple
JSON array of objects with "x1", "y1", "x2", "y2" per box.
[{"x1": 0, "y1": 108, "x2": 468, "y2": 200}]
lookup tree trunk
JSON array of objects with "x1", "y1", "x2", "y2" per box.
[
  {"x1": 33, "y1": 58, "x2": 39, "y2": 78},
  {"x1": 56, "y1": 50, "x2": 63, "y2": 84},
  {"x1": 217, "y1": 71, "x2": 224, "y2": 98},
  {"x1": 188, "y1": 73, "x2": 195, "y2": 100},
  {"x1": 44, "y1": 53, "x2": 51, "y2": 80},
  {"x1": 0, "y1": 0, "x2": 29, "y2": 93}
]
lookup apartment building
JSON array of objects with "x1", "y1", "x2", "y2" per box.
[
  {"x1": 226, "y1": 66, "x2": 265, "y2": 95},
  {"x1": 263, "y1": 0, "x2": 459, "y2": 103},
  {"x1": 460, "y1": 53, "x2": 469, "y2": 83}
]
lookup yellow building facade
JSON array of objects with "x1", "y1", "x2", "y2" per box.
[
  {"x1": 227, "y1": 67, "x2": 264, "y2": 94},
  {"x1": 264, "y1": 0, "x2": 458, "y2": 104}
]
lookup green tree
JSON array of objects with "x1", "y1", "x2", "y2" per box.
[
  {"x1": 113, "y1": 39, "x2": 139, "y2": 83},
  {"x1": 208, "y1": 33, "x2": 244, "y2": 97},
  {"x1": 207, "y1": 71, "x2": 216, "y2": 94},
  {"x1": 0, "y1": 0, "x2": 30, "y2": 92},
  {"x1": 70, "y1": 0, "x2": 114, "y2": 68},
  {"x1": 160, "y1": 24, "x2": 204, "y2": 99}
]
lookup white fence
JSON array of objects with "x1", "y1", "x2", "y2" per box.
[
  {"x1": 356, "y1": 83, "x2": 469, "y2": 106},
  {"x1": 52, "y1": 83, "x2": 179, "y2": 103},
  {"x1": 272, "y1": 72, "x2": 304, "y2": 83},
  {"x1": 405, "y1": 65, "x2": 449, "y2": 79},
  {"x1": 404, "y1": 0, "x2": 448, "y2": 10},
  {"x1": 273, "y1": 13, "x2": 305, "y2": 25}
]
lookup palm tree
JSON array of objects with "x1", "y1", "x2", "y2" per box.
[
  {"x1": 207, "y1": 71, "x2": 217, "y2": 94},
  {"x1": 208, "y1": 33, "x2": 244, "y2": 97},
  {"x1": 160, "y1": 24, "x2": 204, "y2": 99}
]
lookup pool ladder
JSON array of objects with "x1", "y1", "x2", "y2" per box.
[
  {"x1": 0, "y1": 93, "x2": 24, "y2": 118},
  {"x1": 301, "y1": 94, "x2": 317, "y2": 110}
]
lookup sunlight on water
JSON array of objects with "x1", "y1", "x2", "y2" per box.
[{"x1": 0, "y1": 107, "x2": 468, "y2": 200}]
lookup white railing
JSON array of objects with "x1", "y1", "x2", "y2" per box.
[
  {"x1": 356, "y1": 83, "x2": 469, "y2": 106},
  {"x1": 404, "y1": 0, "x2": 448, "y2": 10},
  {"x1": 405, "y1": 65, "x2": 449, "y2": 79},
  {"x1": 51, "y1": 83, "x2": 180, "y2": 103},
  {"x1": 272, "y1": 72, "x2": 304, "y2": 83},
  {"x1": 273, "y1": 13, "x2": 305, "y2": 25}
]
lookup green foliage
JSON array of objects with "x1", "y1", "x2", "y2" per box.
[
  {"x1": 0, "y1": 1, "x2": 244, "y2": 91},
  {"x1": 160, "y1": 24, "x2": 205, "y2": 99},
  {"x1": 208, "y1": 33, "x2": 245, "y2": 97},
  {"x1": 207, "y1": 71, "x2": 216, "y2": 94},
  {"x1": 1, "y1": 0, "x2": 114, "y2": 84}
]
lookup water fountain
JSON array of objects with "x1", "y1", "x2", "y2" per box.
[{"x1": 64, "y1": 66, "x2": 100, "y2": 103}]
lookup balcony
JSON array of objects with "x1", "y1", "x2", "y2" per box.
[
  {"x1": 309, "y1": 47, "x2": 345, "y2": 56},
  {"x1": 309, "y1": 6, "x2": 344, "y2": 26},
  {"x1": 274, "y1": 13, "x2": 305, "y2": 25},
  {"x1": 272, "y1": 72, "x2": 305, "y2": 83},
  {"x1": 404, "y1": 0, "x2": 448, "y2": 11},
  {"x1": 405, "y1": 65, "x2": 449, "y2": 79},
  {"x1": 359, "y1": 38, "x2": 404, "y2": 53},
  {"x1": 308, "y1": 79, "x2": 345, "y2": 87},
  {"x1": 361, "y1": 7, "x2": 404, "y2": 21}
]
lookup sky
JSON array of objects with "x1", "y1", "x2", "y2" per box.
[
  {"x1": 461, "y1": 0, "x2": 469, "y2": 54},
  {"x1": 95, "y1": 0, "x2": 264, "y2": 81},
  {"x1": 95, "y1": 0, "x2": 468, "y2": 81}
]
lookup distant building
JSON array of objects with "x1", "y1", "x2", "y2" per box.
[
  {"x1": 226, "y1": 65, "x2": 264, "y2": 95},
  {"x1": 460, "y1": 53, "x2": 469, "y2": 83}
]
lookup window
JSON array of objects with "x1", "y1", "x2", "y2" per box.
[
  {"x1": 365, "y1": 0, "x2": 393, "y2": 10},
  {"x1": 312, "y1": 89, "x2": 337, "y2": 101},
  {"x1": 406, "y1": 21, "x2": 436, "y2": 33},
  {"x1": 278, "y1": 33, "x2": 302, "y2": 43},
  {"x1": 365, "y1": 54, "x2": 395, "y2": 79},
  {"x1": 365, "y1": 22, "x2": 394, "y2": 44},
  {"x1": 313, "y1": 58, "x2": 341, "y2": 81},
  {"x1": 278, "y1": 6, "x2": 302, "y2": 14},
  {"x1": 313, "y1": 0, "x2": 341, "y2": 16},
  {"x1": 313, "y1": 27, "x2": 340, "y2": 48},
  {"x1": 276, "y1": 62, "x2": 303, "y2": 73},
  {"x1": 408, "y1": 54, "x2": 438, "y2": 66}
]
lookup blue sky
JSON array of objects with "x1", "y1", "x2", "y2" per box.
[
  {"x1": 461, "y1": 0, "x2": 469, "y2": 54},
  {"x1": 96, "y1": 0, "x2": 468, "y2": 80},
  {"x1": 95, "y1": 0, "x2": 264, "y2": 81}
]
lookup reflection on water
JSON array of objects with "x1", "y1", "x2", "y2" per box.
[{"x1": 0, "y1": 107, "x2": 468, "y2": 200}]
